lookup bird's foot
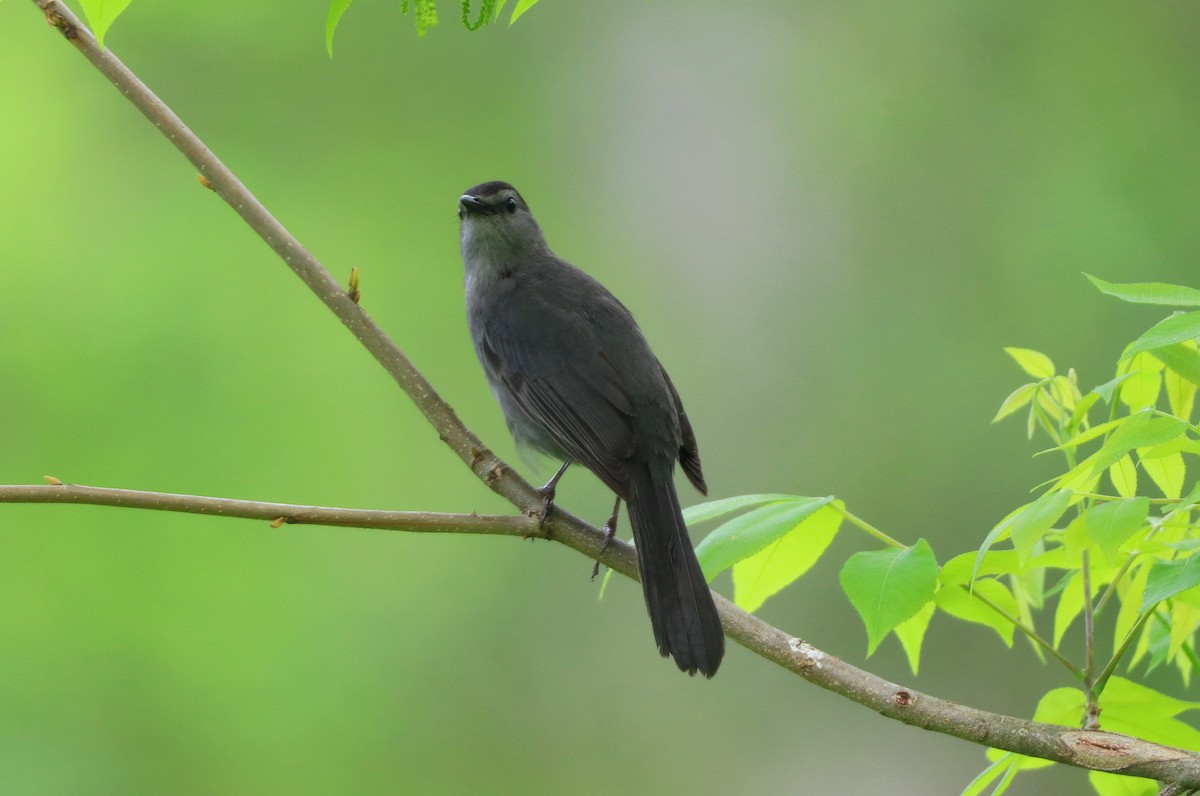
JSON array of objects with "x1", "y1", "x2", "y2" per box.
[
  {"x1": 531, "y1": 461, "x2": 572, "y2": 532},
  {"x1": 591, "y1": 497, "x2": 622, "y2": 580}
]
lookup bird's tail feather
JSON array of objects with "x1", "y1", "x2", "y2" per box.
[{"x1": 627, "y1": 463, "x2": 724, "y2": 677}]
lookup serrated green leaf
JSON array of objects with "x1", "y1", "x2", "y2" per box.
[
  {"x1": 1053, "y1": 412, "x2": 1184, "y2": 493},
  {"x1": 1152, "y1": 342, "x2": 1200, "y2": 385},
  {"x1": 1110, "y1": 410, "x2": 1185, "y2": 450},
  {"x1": 1114, "y1": 565, "x2": 1150, "y2": 660},
  {"x1": 993, "y1": 382, "x2": 1039, "y2": 422},
  {"x1": 1095, "y1": 677, "x2": 1200, "y2": 751},
  {"x1": 1141, "y1": 450, "x2": 1185, "y2": 499},
  {"x1": 730, "y1": 504, "x2": 842, "y2": 611},
  {"x1": 1010, "y1": 490, "x2": 1073, "y2": 564},
  {"x1": 1047, "y1": 417, "x2": 1124, "y2": 452},
  {"x1": 1168, "y1": 598, "x2": 1200, "y2": 659},
  {"x1": 325, "y1": 0, "x2": 354, "y2": 56},
  {"x1": 840, "y1": 539, "x2": 938, "y2": 654},
  {"x1": 1166, "y1": 362, "x2": 1195, "y2": 420},
  {"x1": 684, "y1": 493, "x2": 808, "y2": 526},
  {"x1": 935, "y1": 580, "x2": 1017, "y2": 645},
  {"x1": 1109, "y1": 456, "x2": 1138, "y2": 498},
  {"x1": 1143, "y1": 555, "x2": 1200, "y2": 610},
  {"x1": 509, "y1": 0, "x2": 540, "y2": 24},
  {"x1": 1123, "y1": 310, "x2": 1200, "y2": 360},
  {"x1": 893, "y1": 601, "x2": 935, "y2": 674},
  {"x1": 1053, "y1": 572, "x2": 1084, "y2": 647},
  {"x1": 78, "y1": 0, "x2": 132, "y2": 48},
  {"x1": 1086, "y1": 274, "x2": 1200, "y2": 307},
  {"x1": 1083, "y1": 498, "x2": 1150, "y2": 561},
  {"x1": 942, "y1": 550, "x2": 1020, "y2": 583},
  {"x1": 1005, "y1": 347, "x2": 1056, "y2": 379},
  {"x1": 695, "y1": 496, "x2": 835, "y2": 579},
  {"x1": 1118, "y1": 353, "x2": 1164, "y2": 410}
]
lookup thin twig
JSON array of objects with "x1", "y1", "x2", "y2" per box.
[
  {"x1": 963, "y1": 585, "x2": 1084, "y2": 679},
  {"x1": 21, "y1": 1, "x2": 1200, "y2": 788},
  {"x1": 1081, "y1": 550, "x2": 1101, "y2": 729}
]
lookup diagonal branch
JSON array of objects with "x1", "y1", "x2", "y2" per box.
[{"x1": 21, "y1": 1, "x2": 1200, "y2": 789}]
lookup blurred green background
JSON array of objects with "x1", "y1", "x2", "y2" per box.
[{"x1": 3, "y1": 1, "x2": 1200, "y2": 793}]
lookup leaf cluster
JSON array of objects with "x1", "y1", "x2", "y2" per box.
[{"x1": 689, "y1": 276, "x2": 1200, "y2": 796}]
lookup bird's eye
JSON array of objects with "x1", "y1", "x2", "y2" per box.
[{"x1": 505, "y1": 197, "x2": 518, "y2": 213}]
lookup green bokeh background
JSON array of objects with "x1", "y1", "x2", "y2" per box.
[{"x1": 3, "y1": 1, "x2": 1200, "y2": 793}]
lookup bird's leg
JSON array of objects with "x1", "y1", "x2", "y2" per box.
[
  {"x1": 591, "y1": 496, "x2": 622, "y2": 580},
  {"x1": 534, "y1": 460, "x2": 571, "y2": 528}
]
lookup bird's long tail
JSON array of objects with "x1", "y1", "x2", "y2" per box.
[{"x1": 627, "y1": 462, "x2": 725, "y2": 677}]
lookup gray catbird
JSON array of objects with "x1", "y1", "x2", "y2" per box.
[{"x1": 458, "y1": 181, "x2": 724, "y2": 677}]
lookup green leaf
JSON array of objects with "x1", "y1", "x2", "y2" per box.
[
  {"x1": 935, "y1": 579, "x2": 1017, "y2": 645},
  {"x1": 1116, "y1": 565, "x2": 1150, "y2": 662},
  {"x1": 1053, "y1": 572, "x2": 1083, "y2": 647},
  {"x1": 78, "y1": 0, "x2": 132, "y2": 48},
  {"x1": 684, "y1": 493, "x2": 808, "y2": 526},
  {"x1": 1109, "y1": 410, "x2": 1186, "y2": 450},
  {"x1": 1168, "y1": 599, "x2": 1200, "y2": 659},
  {"x1": 1143, "y1": 555, "x2": 1200, "y2": 610},
  {"x1": 1118, "y1": 353, "x2": 1163, "y2": 410},
  {"x1": 1109, "y1": 456, "x2": 1138, "y2": 498},
  {"x1": 1167, "y1": 480, "x2": 1200, "y2": 513},
  {"x1": 1140, "y1": 450, "x2": 1185, "y2": 499},
  {"x1": 1165, "y1": 365, "x2": 1198, "y2": 421},
  {"x1": 1084, "y1": 498, "x2": 1150, "y2": 561},
  {"x1": 1086, "y1": 274, "x2": 1200, "y2": 307},
  {"x1": 1152, "y1": 342, "x2": 1200, "y2": 386},
  {"x1": 893, "y1": 601, "x2": 935, "y2": 674},
  {"x1": 694, "y1": 496, "x2": 835, "y2": 579},
  {"x1": 1053, "y1": 412, "x2": 1184, "y2": 492},
  {"x1": 1009, "y1": 490, "x2": 1073, "y2": 564},
  {"x1": 1088, "y1": 771, "x2": 1157, "y2": 796},
  {"x1": 961, "y1": 755, "x2": 1021, "y2": 796},
  {"x1": 325, "y1": 0, "x2": 354, "y2": 56},
  {"x1": 1046, "y1": 417, "x2": 1123, "y2": 452},
  {"x1": 1123, "y1": 310, "x2": 1200, "y2": 360},
  {"x1": 1095, "y1": 677, "x2": 1200, "y2": 750},
  {"x1": 1094, "y1": 372, "x2": 1136, "y2": 404},
  {"x1": 840, "y1": 539, "x2": 938, "y2": 654},
  {"x1": 509, "y1": 0, "x2": 540, "y2": 24},
  {"x1": 1004, "y1": 347, "x2": 1055, "y2": 379},
  {"x1": 730, "y1": 505, "x2": 842, "y2": 611},
  {"x1": 993, "y1": 382, "x2": 1039, "y2": 422}
]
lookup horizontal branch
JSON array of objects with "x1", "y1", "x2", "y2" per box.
[
  {"x1": 24, "y1": 2, "x2": 1200, "y2": 790},
  {"x1": 0, "y1": 483, "x2": 538, "y2": 535}
]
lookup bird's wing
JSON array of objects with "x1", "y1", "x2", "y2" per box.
[
  {"x1": 478, "y1": 330, "x2": 637, "y2": 498},
  {"x1": 659, "y1": 360, "x2": 706, "y2": 495}
]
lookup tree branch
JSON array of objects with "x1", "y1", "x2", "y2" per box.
[
  {"x1": 22, "y1": 1, "x2": 1200, "y2": 789},
  {"x1": 0, "y1": 483, "x2": 538, "y2": 535}
]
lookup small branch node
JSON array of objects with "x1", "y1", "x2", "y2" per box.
[
  {"x1": 196, "y1": 173, "x2": 214, "y2": 191},
  {"x1": 41, "y1": 3, "x2": 76, "y2": 38},
  {"x1": 43, "y1": 475, "x2": 63, "y2": 486},
  {"x1": 788, "y1": 637, "x2": 824, "y2": 669}
]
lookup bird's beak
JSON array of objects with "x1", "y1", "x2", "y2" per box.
[{"x1": 459, "y1": 194, "x2": 486, "y2": 215}]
